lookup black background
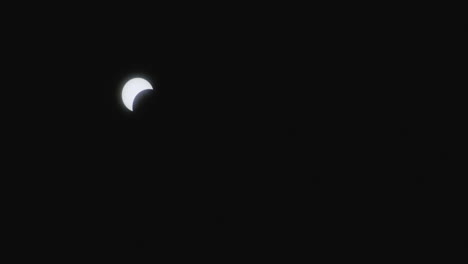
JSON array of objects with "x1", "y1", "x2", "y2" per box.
[{"x1": 1, "y1": 3, "x2": 446, "y2": 260}]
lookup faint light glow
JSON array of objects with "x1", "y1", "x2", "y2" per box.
[{"x1": 122, "y1": 78, "x2": 153, "y2": 111}]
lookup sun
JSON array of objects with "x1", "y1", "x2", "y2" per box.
[{"x1": 122, "y1": 78, "x2": 153, "y2": 111}]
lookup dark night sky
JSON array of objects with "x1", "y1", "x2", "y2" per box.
[{"x1": 1, "y1": 4, "x2": 442, "y2": 259}]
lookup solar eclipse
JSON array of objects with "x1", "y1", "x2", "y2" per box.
[{"x1": 122, "y1": 78, "x2": 153, "y2": 111}]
